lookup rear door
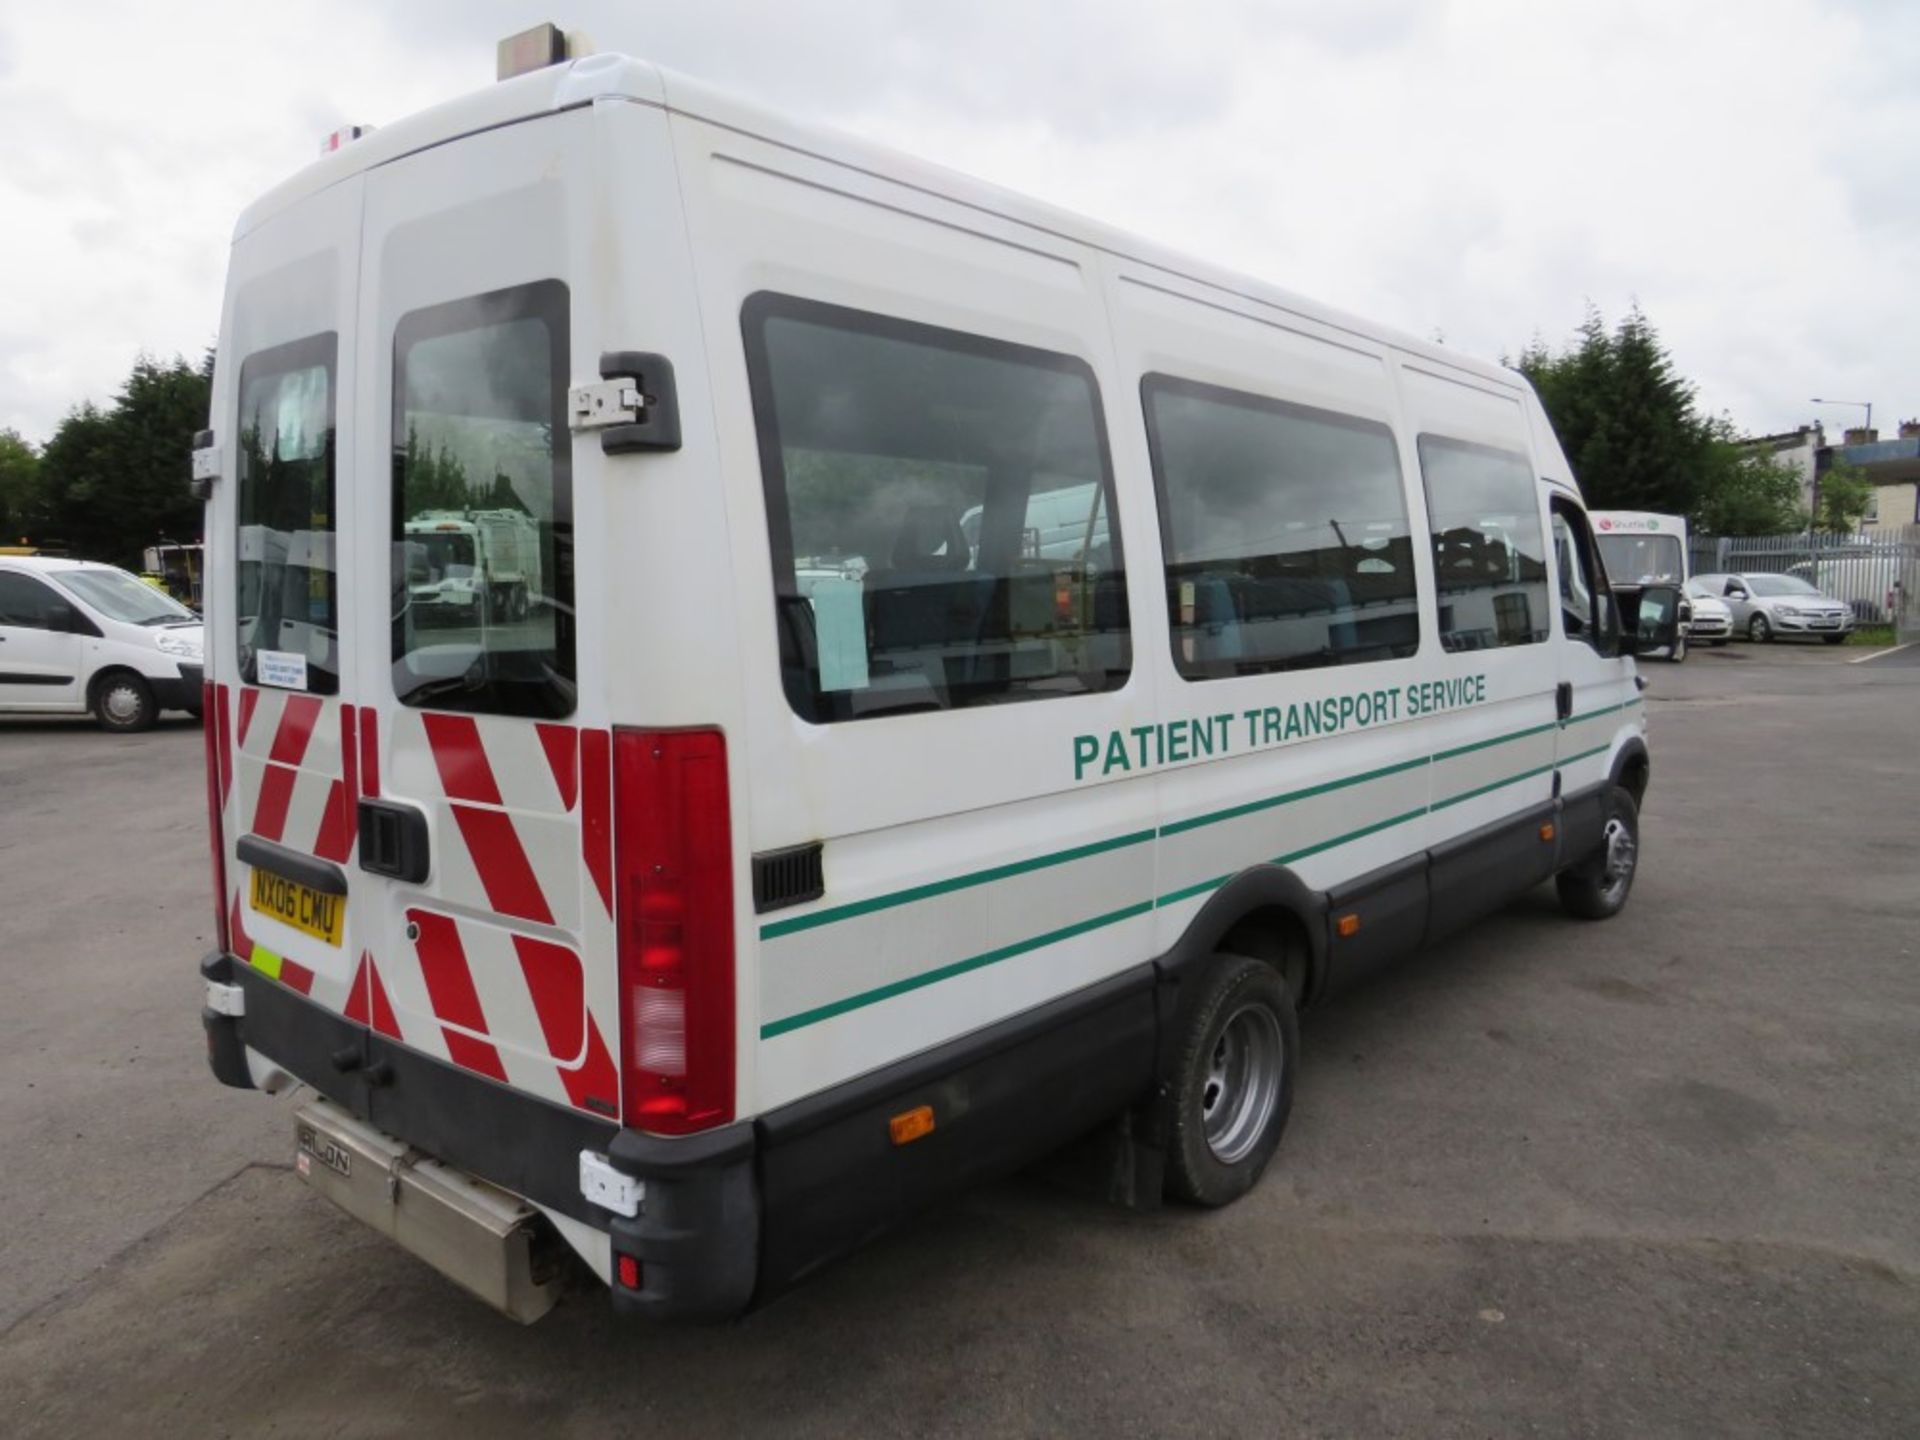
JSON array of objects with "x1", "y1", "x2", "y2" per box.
[
  {"x1": 216, "y1": 178, "x2": 364, "y2": 1018},
  {"x1": 347, "y1": 109, "x2": 619, "y2": 1122}
]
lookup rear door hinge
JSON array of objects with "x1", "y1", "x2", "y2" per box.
[
  {"x1": 568, "y1": 352, "x2": 681, "y2": 454},
  {"x1": 205, "y1": 978, "x2": 246, "y2": 1017},
  {"x1": 190, "y1": 429, "x2": 220, "y2": 499}
]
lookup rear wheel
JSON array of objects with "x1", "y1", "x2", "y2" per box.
[
  {"x1": 1748, "y1": 614, "x2": 1772, "y2": 643},
  {"x1": 511, "y1": 583, "x2": 529, "y2": 621},
  {"x1": 1165, "y1": 954, "x2": 1297, "y2": 1207},
  {"x1": 1556, "y1": 785, "x2": 1639, "y2": 920},
  {"x1": 94, "y1": 672, "x2": 156, "y2": 733},
  {"x1": 1667, "y1": 633, "x2": 1688, "y2": 663}
]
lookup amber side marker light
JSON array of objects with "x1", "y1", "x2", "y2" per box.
[
  {"x1": 1336, "y1": 913, "x2": 1361, "y2": 938},
  {"x1": 1539, "y1": 823, "x2": 1557, "y2": 842},
  {"x1": 890, "y1": 1105, "x2": 936, "y2": 1146}
]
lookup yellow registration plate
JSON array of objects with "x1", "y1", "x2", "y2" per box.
[{"x1": 249, "y1": 867, "x2": 346, "y2": 947}]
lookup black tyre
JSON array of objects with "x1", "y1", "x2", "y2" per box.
[
  {"x1": 1556, "y1": 785, "x2": 1639, "y2": 921},
  {"x1": 1666, "y1": 633, "x2": 1688, "y2": 663},
  {"x1": 1822, "y1": 634, "x2": 1845, "y2": 646},
  {"x1": 1748, "y1": 614, "x2": 1772, "y2": 643},
  {"x1": 93, "y1": 672, "x2": 156, "y2": 733},
  {"x1": 1165, "y1": 954, "x2": 1297, "y2": 1207}
]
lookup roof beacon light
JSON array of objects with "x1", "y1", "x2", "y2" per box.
[
  {"x1": 498, "y1": 22, "x2": 590, "y2": 81},
  {"x1": 320, "y1": 125, "x2": 374, "y2": 157}
]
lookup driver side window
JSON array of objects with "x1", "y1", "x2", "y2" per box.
[{"x1": 1550, "y1": 502, "x2": 1613, "y2": 653}]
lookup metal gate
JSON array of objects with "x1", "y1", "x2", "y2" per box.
[{"x1": 1690, "y1": 527, "x2": 1919, "y2": 637}]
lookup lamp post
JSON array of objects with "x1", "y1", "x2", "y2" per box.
[
  {"x1": 1811, "y1": 397, "x2": 1872, "y2": 437},
  {"x1": 1812, "y1": 397, "x2": 1873, "y2": 537}
]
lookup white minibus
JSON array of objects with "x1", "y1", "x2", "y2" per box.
[{"x1": 195, "y1": 34, "x2": 1679, "y2": 1322}]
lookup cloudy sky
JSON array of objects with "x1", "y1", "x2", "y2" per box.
[{"x1": 2, "y1": 0, "x2": 1913, "y2": 446}]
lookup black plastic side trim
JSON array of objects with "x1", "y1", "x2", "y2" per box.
[
  {"x1": 235, "y1": 835, "x2": 349, "y2": 895},
  {"x1": 599, "y1": 351, "x2": 682, "y2": 454},
  {"x1": 0, "y1": 672, "x2": 75, "y2": 686},
  {"x1": 1427, "y1": 799, "x2": 1558, "y2": 941},
  {"x1": 1557, "y1": 778, "x2": 1610, "y2": 869},
  {"x1": 1322, "y1": 852, "x2": 1430, "y2": 998},
  {"x1": 753, "y1": 967, "x2": 1157, "y2": 1304}
]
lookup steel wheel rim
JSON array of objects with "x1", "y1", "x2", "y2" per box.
[
  {"x1": 1600, "y1": 815, "x2": 1636, "y2": 903},
  {"x1": 1201, "y1": 1001, "x2": 1283, "y2": 1164},
  {"x1": 1751, "y1": 616, "x2": 1768, "y2": 641},
  {"x1": 104, "y1": 684, "x2": 143, "y2": 722}
]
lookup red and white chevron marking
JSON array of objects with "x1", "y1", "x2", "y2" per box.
[{"x1": 214, "y1": 683, "x2": 621, "y2": 1118}]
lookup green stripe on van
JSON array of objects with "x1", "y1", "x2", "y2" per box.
[
  {"x1": 760, "y1": 706, "x2": 1636, "y2": 948},
  {"x1": 1156, "y1": 753, "x2": 1431, "y2": 838},
  {"x1": 760, "y1": 899, "x2": 1154, "y2": 1038},
  {"x1": 764, "y1": 739, "x2": 1631, "y2": 1036},
  {"x1": 758, "y1": 827, "x2": 1156, "y2": 941}
]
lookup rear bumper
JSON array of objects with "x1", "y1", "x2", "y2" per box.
[{"x1": 202, "y1": 951, "x2": 1157, "y2": 1321}]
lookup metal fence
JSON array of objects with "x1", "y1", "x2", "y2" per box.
[{"x1": 1689, "y1": 526, "x2": 1920, "y2": 638}]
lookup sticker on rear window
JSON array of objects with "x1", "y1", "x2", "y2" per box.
[{"x1": 257, "y1": 649, "x2": 309, "y2": 691}]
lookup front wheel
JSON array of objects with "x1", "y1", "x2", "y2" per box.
[
  {"x1": 1748, "y1": 614, "x2": 1772, "y2": 643},
  {"x1": 1822, "y1": 634, "x2": 1846, "y2": 646},
  {"x1": 1667, "y1": 633, "x2": 1688, "y2": 663},
  {"x1": 1164, "y1": 954, "x2": 1298, "y2": 1207},
  {"x1": 1556, "y1": 785, "x2": 1639, "y2": 920},
  {"x1": 94, "y1": 673, "x2": 156, "y2": 733}
]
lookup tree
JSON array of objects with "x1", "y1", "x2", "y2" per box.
[
  {"x1": 1813, "y1": 460, "x2": 1874, "y2": 532},
  {"x1": 36, "y1": 354, "x2": 211, "y2": 568},
  {"x1": 1689, "y1": 418, "x2": 1807, "y2": 535},
  {"x1": 1515, "y1": 304, "x2": 1710, "y2": 520},
  {"x1": 0, "y1": 428, "x2": 43, "y2": 545}
]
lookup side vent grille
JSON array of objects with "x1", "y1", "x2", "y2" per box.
[{"x1": 753, "y1": 842, "x2": 824, "y2": 915}]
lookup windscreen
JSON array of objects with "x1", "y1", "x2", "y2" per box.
[
  {"x1": 1596, "y1": 533, "x2": 1683, "y2": 585},
  {"x1": 57, "y1": 567, "x2": 195, "y2": 625}
]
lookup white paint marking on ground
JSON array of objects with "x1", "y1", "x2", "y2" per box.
[{"x1": 1848, "y1": 642, "x2": 1916, "y2": 665}]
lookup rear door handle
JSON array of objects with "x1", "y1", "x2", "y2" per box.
[
  {"x1": 1556, "y1": 681, "x2": 1574, "y2": 722},
  {"x1": 357, "y1": 799, "x2": 431, "y2": 884}
]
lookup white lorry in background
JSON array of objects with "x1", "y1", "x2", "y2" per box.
[
  {"x1": 404, "y1": 510, "x2": 542, "y2": 623},
  {"x1": 1591, "y1": 511, "x2": 1699, "y2": 660}
]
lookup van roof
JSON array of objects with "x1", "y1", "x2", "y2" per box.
[
  {"x1": 0, "y1": 554, "x2": 102, "y2": 574},
  {"x1": 236, "y1": 52, "x2": 1517, "y2": 393}
]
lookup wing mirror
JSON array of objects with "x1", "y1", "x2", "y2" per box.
[{"x1": 1625, "y1": 584, "x2": 1682, "y2": 657}]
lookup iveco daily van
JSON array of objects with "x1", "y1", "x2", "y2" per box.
[{"x1": 195, "y1": 31, "x2": 1680, "y2": 1321}]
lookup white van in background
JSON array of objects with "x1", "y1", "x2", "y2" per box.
[
  {"x1": 0, "y1": 555, "x2": 205, "y2": 730},
  {"x1": 1591, "y1": 510, "x2": 1697, "y2": 659},
  {"x1": 194, "y1": 33, "x2": 1679, "y2": 1323}
]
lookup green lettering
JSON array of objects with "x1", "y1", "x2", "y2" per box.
[
  {"x1": 1103, "y1": 731, "x2": 1131, "y2": 776},
  {"x1": 1167, "y1": 719, "x2": 1190, "y2": 763},
  {"x1": 1073, "y1": 734, "x2": 1099, "y2": 782}
]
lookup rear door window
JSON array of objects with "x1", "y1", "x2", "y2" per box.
[
  {"x1": 1416, "y1": 435, "x2": 1549, "y2": 651},
  {"x1": 744, "y1": 293, "x2": 1130, "y2": 724},
  {"x1": 236, "y1": 333, "x2": 338, "y2": 693},
  {"x1": 392, "y1": 280, "x2": 573, "y2": 717},
  {"x1": 1143, "y1": 375, "x2": 1420, "y2": 678}
]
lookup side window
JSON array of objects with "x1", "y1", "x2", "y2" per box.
[
  {"x1": 1143, "y1": 375, "x2": 1419, "y2": 679},
  {"x1": 392, "y1": 280, "x2": 573, "y2": 717},
  {"x1": 236, "y1": 333, "x2": 338, "y2": 693},
  {"x1": 743, "y1": 293, "x2": 1130, "y2": 724},
  {"x1": 1416, "y1": 436, "x2": 1549, "y2": 651},
  {"x1": 0, "y1": 571, "x2": 62, "y2": 629}
]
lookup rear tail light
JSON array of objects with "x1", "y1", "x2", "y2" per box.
[
  {"x1": 612, "y1": 728, "x2": 735, "y2": 1135},
  {"x1": 203, "y1": 681, "x2": 230, "y2": 954}
]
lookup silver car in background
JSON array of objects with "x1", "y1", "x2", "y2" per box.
[{"x1": 1694, "y1": 572, "x2": 1854, "y2": 645}]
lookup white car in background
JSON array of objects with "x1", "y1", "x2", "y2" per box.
[
  {"x1": 1681, "y1": 579, "x2": 1733, "y2": 645},
  {"x1": 0, "y1": 555, "x2": 205, "y2": 730}
]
